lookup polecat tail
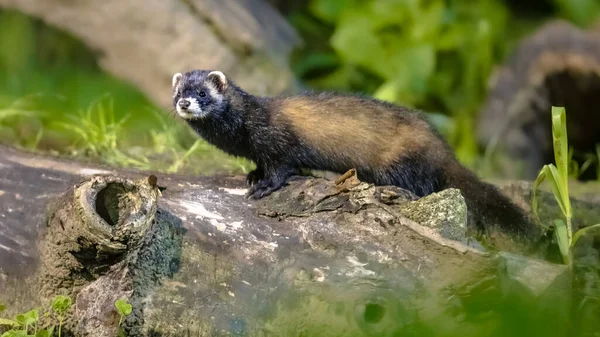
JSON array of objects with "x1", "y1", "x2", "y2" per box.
[{"x1": 445, "y1": 161, "x2": 542, "y2": 244}]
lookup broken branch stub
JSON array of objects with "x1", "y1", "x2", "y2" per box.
[{"x1": 37, "y1": 175, "x2": 161, "y2": 304}]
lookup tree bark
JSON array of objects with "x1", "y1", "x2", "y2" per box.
[
  {"x1": 0, "y1": 145, "x2": 577, "y2": 336},
  {"x1": 0, "y1": 0, "x2": 302, "y2": 108}
]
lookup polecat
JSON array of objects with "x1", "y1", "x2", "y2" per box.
[{"x1": 171, "y1": 69, "x2": 540, "y2": 241}]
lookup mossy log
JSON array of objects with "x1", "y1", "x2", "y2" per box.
[
  {"x1": 1, "y1": 145, "x2": 594, "y2": 336},
  {"x1": 0, "y1": 0, "x2": 302, "y2": 108},
  {"x1": 477, "y1": 19, "x2": 600, "y2": 181}
]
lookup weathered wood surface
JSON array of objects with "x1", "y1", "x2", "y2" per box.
[
  {"x1": 477, "y1": 19, "x2": 600, "y2": 180},
  {"x1": 0, "y1": 145, "x2": 577, "y2": 336},
  {"x1": 0, "y1": 0, "x2": 302, "y2": 108}
]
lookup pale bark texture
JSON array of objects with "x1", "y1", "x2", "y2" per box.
[{"x1": 0, "y1": 0, "x2": 302, "y2": 108}]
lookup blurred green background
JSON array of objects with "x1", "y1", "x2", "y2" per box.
[{"x1": 0, "y1": 0, "x2": 599, "y2": 177}]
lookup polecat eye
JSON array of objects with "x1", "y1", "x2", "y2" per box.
[{"x1": 199, "y1": 91, "x2": 206, "y2": 97}]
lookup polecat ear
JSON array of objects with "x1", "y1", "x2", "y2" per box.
[
  {"x1": 172, "y1": 73, "x2": 183, "y2": 89},
  {"x1": 207, "y1": 71, "x2": 228, "y2": 92}
]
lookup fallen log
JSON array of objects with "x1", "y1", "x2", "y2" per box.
[{"x1": 0, "y1": 145, "x2": 590, "y2": 336}]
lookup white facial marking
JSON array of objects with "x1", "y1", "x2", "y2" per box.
[
  {"x1": 176, "y1": 97, "x2": 202, "y2": 120},
  {"x1": 205, "y1": 82, "x2": 223, "y2": 104}
]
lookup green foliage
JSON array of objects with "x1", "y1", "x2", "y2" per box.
[
  {"x1": 114, "y1": 299, "x2": 132, "y2": 327},
  {"x1": 0, "y1": 319, "x2": 18, "y2": 329},
  {"x1": 50, "y1": 297, "x2": 70, "y2": 318},
  {"x1": 0, "y1": 296, "x2": 72, "y2": 337},
  {"x1": 0, "y1": 307, "x2": 47, "y2": 337},
  {"x1": 51, "y1": 295, "x2": 71, "y2": 337},
  {"x1": 53, "y1": 94, "x2": 151, "y2": 169},
  {"x1": 553, "y1": 0, "x2": 600, "y2": 27},
  {"x1": 307, "y1": 0, "x2": 508, "y2": 109},
  {"x1": 15, "y1": 309, "x2": 38, "y2": 332},
  {"x1": 532, "y1": 106, "x2": 600, "y2": 266},
  {"x1": 0, "y1": 91, "x2": 253, "y2": 175}
]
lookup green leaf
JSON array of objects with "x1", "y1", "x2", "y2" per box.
[
  {"x1": 531, "y1": 165, "x2": 549, "y2": 219},
  {"x1": 292, "y1": 52, "x2": 339, "y2": 78},
  {"x1": 373, "y1": 81, "x2": 399, "y2": 103},
  {"x1": 309, "y1": 0, "x2": 359, "y2": 23},
  {"x1": 114, "y1": 299, "x2": 132, "y2": 317},
  {"x1": 0, "y1": 318, "x2": 18, "y2": 327},
  {"x1": 572, "y1": 223, "x2": 600, "y2": 248},
  {"x1": 554, "y1": 219, "x2": 570, "y2": 264},
  {"x1": 547, "y1": 164, "x2": 569, "y2": 220},
  {"x1": 330, "y1": 13, "x2": 382, "y2": 75},
  {"x1": 551, "y1": 106, "x2": 569, "y2": 194},
  {"x1": 15, "y1": 314, "x2": 25, "y2": 326},
  {"x1": 1, "y1": 330, "x2": 30, "y2": 337},
  {"x1": 22, "y1": 309, "x2": 39, "y2": 326},
  {"x1": 553, "y1": 0, "x2": 600, "y2": 26},
  {"x1": 0, "y1": 304, "x2": 5, "y2": 313},
  {"x1": 51, "y1": 295, "x2": 72, "y2": 316},
  {"x1": 35, "y1": 327, "x2": 54, "y2": 337}
]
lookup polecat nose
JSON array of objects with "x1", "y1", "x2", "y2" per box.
[{"x1": 178, "y1": 100, "x2": 190, "y2": 109}]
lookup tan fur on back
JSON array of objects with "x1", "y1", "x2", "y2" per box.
[{"x1": 273, "y1": 95, "x2": 439, "y2": 168}]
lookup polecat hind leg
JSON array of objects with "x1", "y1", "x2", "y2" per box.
[{"x1": 246, "y1": 165, "x2": 296, "y2": 199}]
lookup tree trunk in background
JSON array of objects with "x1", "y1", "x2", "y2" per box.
[{"x1": 0, "y1": 0, "x2": 302, "y2": 108}]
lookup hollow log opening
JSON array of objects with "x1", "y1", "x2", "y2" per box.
[
  {"x1": 540, "y1": 69, "x2": 600, "y2": 181},
  {"x1": 477, "y1": 21, "x2": 600, "y2": 181},
  {"x1": 94, "y1": 182, "x2": 135, "y2": 228},
  {"x1": 363, "y1": 303, "x2": 386, "y2": 324}
]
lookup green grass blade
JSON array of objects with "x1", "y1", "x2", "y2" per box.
[
  {"x1": 567, "y1": 146, "x2": 577, "y2": 179},
  {"x1": 531, "y1": 165, "x2": 549, "y2": 219},
  {"x1": 553, "y1": 219, "x2": 570, "y2": 264},
  {"x1": 596, "y1": 144, "x2": 600, "y2": 179},
  {"x1": 547, "y1": 164, "x2": 571, "y2": 219},
  {"x1": 572, "y1": 223, "x2": 600, "y2": 248},
  {"x1": 551, "y1": 106, "x2": 569, "y2": 199},
  {"x1": 578, "y1": 154, "x2": 595, "y2": 177},
  {"x1": 167, "y1": 139, "x2": 203, "y2": 173}
]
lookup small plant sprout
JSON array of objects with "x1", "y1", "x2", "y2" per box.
[
  {"x1": 0, "y1": 304, "x2": 54, "y2": 337},
  {"x1": 114, "y1": 298, "x2": 132, "y2": 327},
  {"x1": 51, "y1": 295, "x2": 72, "y2": 337},
  {"x1": 532, "y1": 106, "x2": 600, "y2": 266},
  {"x1": 16, "y1": 309, "x2": 39, "y2": 334}
]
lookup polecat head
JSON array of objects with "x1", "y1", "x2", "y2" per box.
[{"x1": 171, "y1": 69, "x2": 229, "y2": 120}]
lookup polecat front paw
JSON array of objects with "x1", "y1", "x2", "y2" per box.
[
  {"x1": 246, "y1": 179, "x2": 282, "y2": 199},
  {"x1": 246, "y1": 168, "x2": 264, "y2": 185}
]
